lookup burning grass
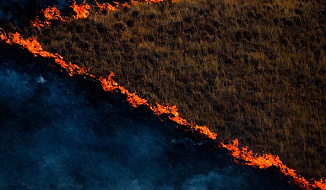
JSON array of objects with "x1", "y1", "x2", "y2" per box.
[{"x1": 3, "y1": 0, "x2": 326, "y2": 183}]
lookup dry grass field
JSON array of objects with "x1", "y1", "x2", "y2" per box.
[{"x1": 15, "y1": 0, "x2": 326, "y2": 179}]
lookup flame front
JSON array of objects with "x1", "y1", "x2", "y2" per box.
[
  {"x1": 31, "y1": 1, "x2": 90, "y2": 29},
  {"x1": 222, "y1": 140, "x2": 326, "y2": 190},
  {"x1": 221, "y1": 139, "x2": 313, "y2": 189},
  {"x1": 98, "y1": 73, "x2": 216, "y2": 140},
  {"x1": 1, "y1": 0, "x2": 326, "y2": 189},
  {"x1": 0, "y1": 31, "x2": 90, "y2": 77}
]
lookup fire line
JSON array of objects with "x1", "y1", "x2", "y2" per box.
[{"x1": 1, "y1": 1, "x2": 326, "y2": 189}]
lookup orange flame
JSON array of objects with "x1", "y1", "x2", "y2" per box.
[
  {"x1": 30, "y1": 1, "x2": 91, "y2": 29},
  {"x1": 31, "y1": 0, "x2": 181, "y2": 29},
  {"x1": 95, "y1": 0, "x2": 133, "y2": 13},
  {"x1": 70, "y1": 1, "x2": 91, "y2": 19},
  {"x1": 221, "y1": 139, "x2": 326, "y2": 190},
  {"x1": 94, "y1": 0, "x2": 117, "y2": 12},
  {"x1": 0, "y1": 31, "x2": 91, "y2": 77},
  {"x1": 30, "y1": 6, "x2": 63, "y2": 29},
  {"x1": 43, "y1": 6, "x2": 62, "y2": 21},
  {"x1": 94, "y1": 0, "x2": 181, "y2": 15},
  {"x1": 314, "y1": 179, "x2": 326, "y2": 190},
  {"x1": 98, "y1": 73, "x2": 216, "y2": 139},
  {"x1": 30, "y1": 16, "x2": 45, "y2": 30}
]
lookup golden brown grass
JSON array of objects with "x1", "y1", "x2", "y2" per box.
[{"x1": 17, "y1": 0, "x2": 326, "y2": 179}]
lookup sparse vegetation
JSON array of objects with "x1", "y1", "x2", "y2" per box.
[{"x1": 19, "y1": 0, "x2": 326, "y2": 179}]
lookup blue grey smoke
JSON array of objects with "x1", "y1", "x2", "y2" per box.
[{"x1": 0, "y1": 48, "x2": 300, "y2": 190}]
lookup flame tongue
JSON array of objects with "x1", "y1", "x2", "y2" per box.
[
  {"x1": 43, "y1": 6, "x2": 62, "y2": 20},
  {"x1": 31, "y1": 6, "x2": 64, "y2": 29},
  {"x1": 71, "y1": 1, "x2": 91, "y2": 19},
  {"x1": 31, "y1": 17, "x2": 45, "y2": 29},
  {"x1": 95, "y1": 0, "x2": 117, "y2": 12}
]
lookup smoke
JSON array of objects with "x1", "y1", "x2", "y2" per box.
[
  {"x1": 0, "y1": 67, "x2": 34, "y2": 103},
  {"x1": 182, "y1": 168, "x2": 248, "y2": 190},
  {"x1": 0, "y1": 48, "x2": 301, "y2": 190}
]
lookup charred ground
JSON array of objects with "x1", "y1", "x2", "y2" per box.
[{"x1": 13, "y1": 0, "x2": 326, "y2": 179}]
